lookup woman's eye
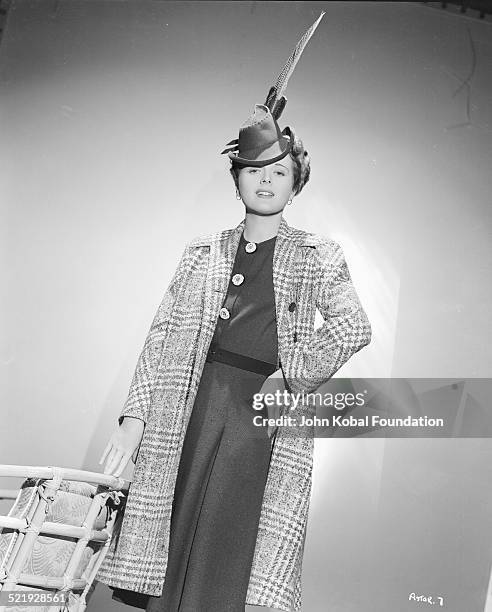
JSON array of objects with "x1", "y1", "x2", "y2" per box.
[
  {"x1": 275, "y1": 171, "x2": 285, "y2": 176},
  {"x1": 248, "y1": 169, "x2": 259, "y2": 174}
]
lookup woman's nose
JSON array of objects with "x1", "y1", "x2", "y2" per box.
[{"x1": 260, "y1": 172, "x2": 271, "y2": 183}]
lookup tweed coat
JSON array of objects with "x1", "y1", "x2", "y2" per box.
[{"x1": 95, "y1": 215, "x2": 371, "y2": 611}]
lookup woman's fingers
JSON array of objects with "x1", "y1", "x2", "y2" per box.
[
  {"x1": 103, "y1": 447, "x2": 117, "y2": 475},
  {"x1": 104, "y1": 445, "x2": 125, "y2": 476},
  {"x1": 103, "y1": 442, "x2": 133, "y2": 477},
  {"x1": 99, "y1": 441, "x2": 112, "y2": 465},
  {"x1": 100, "y1": 426, "x2": 143, "y2": 476},
  {"x1": 113, "y1": 451, "x2": 132, "y2": 478}
]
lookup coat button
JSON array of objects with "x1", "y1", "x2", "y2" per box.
[
  {"x1": 245, "y1": 242, "x2": 257, "y2": 253},
  {"x1": 288, "y1": 302, "x2": 296, "y2": 312},
  {"x1": 219, "y1": 307, "x2": 230, "y2": 320},
  {"x1": 232, "y1": 273, "x2": 244, "y2": 286}
]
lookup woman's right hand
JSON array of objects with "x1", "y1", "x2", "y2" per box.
[{"x1": 99, "y1": 417, "x2": 145, "y2": 477}]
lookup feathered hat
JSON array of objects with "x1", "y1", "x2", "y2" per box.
[{"x1": 221, "y1": 11, "x2": 325, "y2": 167}]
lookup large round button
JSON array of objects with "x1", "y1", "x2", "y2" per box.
[
  {"x1": 232, "y1": 273, "x2": 244, "y2": 286},
  {"x1": 219, "y1": 307, "x2": 230, "y2": 320},
  {"x1": 245, "y1": 242, "x2": 257, "y2": 253},
  {"x1": 288, "y1": 302, "x2": 297, "y2": 312}
]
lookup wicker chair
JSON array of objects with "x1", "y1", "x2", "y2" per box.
[{"x1": 0, "y1": 465, "x2": 129, "y2": 612}]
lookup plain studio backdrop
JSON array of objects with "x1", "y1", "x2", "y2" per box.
[{"x1": 1, "y1": 2, "x2": 492, "y2": 611}]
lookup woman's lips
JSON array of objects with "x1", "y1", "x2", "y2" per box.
[{"x1": 256, "y1": 191, "x2": 274, "y2": 198}]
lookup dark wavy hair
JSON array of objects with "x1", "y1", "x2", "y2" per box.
[{"x1": 229, "y1": 130, "x2": 311, "y2": 197}]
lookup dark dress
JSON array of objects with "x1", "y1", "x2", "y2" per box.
[{"x1": 112, "y1": 232, "x2": 278, "y2": 611}]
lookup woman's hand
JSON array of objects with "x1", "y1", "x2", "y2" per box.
[{"x1": 99, "y1": 417, "x2": 145, "y2": 477}]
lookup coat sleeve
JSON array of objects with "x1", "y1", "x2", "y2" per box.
[
  {"x1": 284, "y1": 239, "x2": 372, "y2": 394},
  {"x1": 117, "y1": 244, "x2": 192, "y2": 427}
]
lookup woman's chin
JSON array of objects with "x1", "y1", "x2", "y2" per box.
[{"x1": 243, "y1": 202, "x2": 286, "y2": 216}]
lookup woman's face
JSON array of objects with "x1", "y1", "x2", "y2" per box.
[{"x1": 238, "y1": 155, "x2": 295, "y2": 215}]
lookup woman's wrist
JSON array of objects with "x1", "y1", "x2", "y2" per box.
[{"x1": 120, "y1": 416, "x2": 145, "y2": 430}]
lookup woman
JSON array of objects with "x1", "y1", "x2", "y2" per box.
[{"x1": 96, "y1": 14, "x2": 371, "y2": 612}]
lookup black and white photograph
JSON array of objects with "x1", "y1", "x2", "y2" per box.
[{"x1": 1, "y1": 2, "x2": 492, "y2": 611}]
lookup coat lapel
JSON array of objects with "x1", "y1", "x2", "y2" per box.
[
  {"x1": 272, "y1": 216, "x2": 300, "y2": 370},
  {"x1": 191, "y1": 220, "x2": 244, "y2": 380}
]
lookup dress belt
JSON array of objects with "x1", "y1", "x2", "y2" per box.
[{"x1": 206, "y1": 346, "x2": 277, "y2": 376}]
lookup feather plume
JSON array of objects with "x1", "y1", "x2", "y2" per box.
[
  {"x1": 264, "y1": 11, "x2": 325, "y2": 118},
  {"x1": 272, "y1": 96, "x2": 287, "y2": 121},
  {"x1": 222, "y1": 12, "x2": 325, "y2": 154}
]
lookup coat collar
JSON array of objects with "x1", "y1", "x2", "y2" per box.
[{"x1": 189, "y1": 215, "x2": 318, "y2": 248}]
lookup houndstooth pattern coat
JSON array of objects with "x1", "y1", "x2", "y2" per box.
[{"x1": 96, "y1": 215, "x2": 371, "y2": 611}]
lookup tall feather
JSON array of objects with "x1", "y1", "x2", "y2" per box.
[
  {"x1": 264, "y1": 11, "x2": 326, "y2": 116},
  {"x1": 275, "y1": 11, "x2": 325, "y2": 99}
]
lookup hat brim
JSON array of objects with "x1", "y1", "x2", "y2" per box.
[{"x1": 228, "y1": 130, "x2": 294, "y2": 167}]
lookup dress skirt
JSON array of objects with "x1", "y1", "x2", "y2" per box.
[{"x1": 146, "y1": 359, "x2": 272, "y2": 612}]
